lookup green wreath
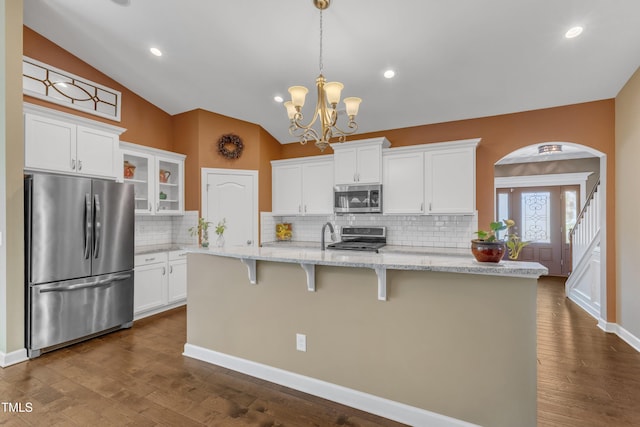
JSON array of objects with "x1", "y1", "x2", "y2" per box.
[{"x1": 217, "y1": 134, "x2": 243, "y2": 159}]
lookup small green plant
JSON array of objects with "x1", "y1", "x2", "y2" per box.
[
  {"x1": 475, "y1": 219, "x2": 512, "y2": 242},
  {"x1": 215, "y1": 218, "x2": 227, "y2": 236},
  {"x1": 506, "y1": 233, "x2": 531, "y2": 260},
  {"x1": 189, "y1": 217, "x2": 213, "y2": 247}
]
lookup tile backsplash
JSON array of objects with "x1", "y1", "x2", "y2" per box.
[
  {"x1": 261, "y1": 212, "x2": 478, "y2": 248},
  {"x1": 135, "y1": 210, "x2": 199, "y2": 247}
]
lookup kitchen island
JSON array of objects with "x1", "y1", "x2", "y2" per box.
[{"x1": 183, "y1": 246, "x2": 547, "y2": 427}]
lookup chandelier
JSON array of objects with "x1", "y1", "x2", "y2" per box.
[{"x1": 284, "y1": 0, "x2": 362, "y2": 152}]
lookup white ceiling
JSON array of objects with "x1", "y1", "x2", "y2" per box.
[{"x1": 23, "y1": 0, "x2": 640, "y2": 146}]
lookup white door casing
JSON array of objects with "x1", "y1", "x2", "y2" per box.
[{"x1": 201, "y1": 168, "x2": 258, "y2": 247}]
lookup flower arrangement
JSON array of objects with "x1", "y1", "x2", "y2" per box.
[{"x1": 474, "y1": 219, "x2": 530, "y2": 260}]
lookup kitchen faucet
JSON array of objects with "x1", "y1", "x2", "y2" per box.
[{"x1": 321, "y1": 222, "x2": 337, "y2": 251}]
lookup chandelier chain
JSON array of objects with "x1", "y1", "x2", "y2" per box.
[{"x1": 319, "y1": 8, "x2": 323, "y2": 74}]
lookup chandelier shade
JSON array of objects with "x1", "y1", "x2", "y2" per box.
[{"x1": 284, "y1": 0, "x2": 362, "y2": 152}]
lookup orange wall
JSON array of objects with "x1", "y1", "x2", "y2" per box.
[
  {"x1": 23, "y1": 26, "x2": 174, "y2": 151},
  {"x1": 173, "y1": 109, "x2": 281, "y2": 214}
]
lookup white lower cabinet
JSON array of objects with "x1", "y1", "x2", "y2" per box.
[
  {"x1": 134, "y1": 250, "x2": 187, "y2": 319},
  {"x1": 168, "y1": 250, "x2": 188, "y2": 303}
]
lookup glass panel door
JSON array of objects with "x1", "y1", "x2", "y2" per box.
[
  {"x1": 156, "y1": 156, "x2": 183, "y2": 214},
  {"x1": 122, "y1": 150, "x2": 153, "y2": 215}
]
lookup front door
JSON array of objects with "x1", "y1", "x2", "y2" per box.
[
  {"x1": 496, "y1": 185, "x2": 579, "y2": 276},
  {"x1": 202, "y1": 169, "x2": 258, "y2": 247}
]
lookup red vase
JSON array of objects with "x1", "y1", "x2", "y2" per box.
[{"x1": 471, "y1": 239, "x2": 506, "y2": 263}]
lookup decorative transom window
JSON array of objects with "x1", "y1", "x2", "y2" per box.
[{"x1": 22, "y1": 56, "x2": 122, "y2": 121}]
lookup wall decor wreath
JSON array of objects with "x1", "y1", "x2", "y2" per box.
[{"x1": 217, "y1": 134, "x2": 244, "y2": 159}]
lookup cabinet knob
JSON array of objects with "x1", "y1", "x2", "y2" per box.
[
  {"x1": 246, "y1": 240, "x2": 252, "y2": 246},
  {"x1": 78, "y1": 160, "x2": 83, "y2": 171},
  {"x1": 162, "y1": 267, "x2": 166, "y2": 275},
  {"x1": 71, "y1": 159, "x2": 76, "y2": 170},
  {"x1": 169, "y1": 265, "x2": 173, "y2": 274}
]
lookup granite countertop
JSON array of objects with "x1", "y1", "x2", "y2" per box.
[
  {"x1": 135, "y1": 244, "x2": 198, "y2": 255},
  {"x1": 189, "y1": 244, "x2": 548, "y2": 279}
]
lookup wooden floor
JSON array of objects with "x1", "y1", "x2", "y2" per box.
[
  {"x1": 1, "y1": 277, "x2": 639, "y2": 426},
  {"x1": 537, "y1": 276, "x2": 640, "y2": 426}
]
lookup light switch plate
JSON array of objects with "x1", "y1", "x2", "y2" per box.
[{"x1": 296, "y1": 333, "x2": 306, "y2": 352}]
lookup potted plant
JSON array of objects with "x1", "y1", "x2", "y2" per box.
[
  {"x1": 472, "y1": 219, "x2": 528, "y2": 262},
  {"x1": 505, "y1": 230, "x2": 531, "y2": 260},
  {"x1": 214, "y1": 218, "x2": 227, "y2": 247},
  {"x1": 189, "y1": 217, "x2": 213, "y2": 248}
]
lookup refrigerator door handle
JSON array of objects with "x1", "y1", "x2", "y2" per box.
[
  {"x1": 39, "y1": 273, "x2": 132, "y2": 293},
  {"x1": 84, "y1": 193, "x2": 92, "y2": 260},
  {"x1": 93, "y1": 194, "x2": 102, "y2": 259}
]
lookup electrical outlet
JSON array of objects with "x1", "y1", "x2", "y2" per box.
[{"x1": 296, "y1": 333, "x2": 307, "y2": 352}]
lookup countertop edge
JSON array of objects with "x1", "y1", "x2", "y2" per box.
[{"x1": 185, "y1": 246, "x2": 548, "y2": 279}]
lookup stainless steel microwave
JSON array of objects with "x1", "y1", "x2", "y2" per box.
[{"x1": 334, "y1": 184, "x2": 382, "y2": 214}]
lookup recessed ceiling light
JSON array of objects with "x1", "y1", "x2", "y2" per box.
[
  {"x1": 111, "y1": 0, "x2": 131, "y2": 6},
  {"x1": 150, "y1": 47, "x2": 162, "y2": 57},
  {"x1": 565, "y1": 26, "x2": 583, "y2": 39},
  {"x1": 383, "y1": 69, "x2": 396, "y2": 79},
  {"x1": 274, "y1": 95, "x2": 284, "y2": 103}
]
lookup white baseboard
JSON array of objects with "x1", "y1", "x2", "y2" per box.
[
  {"x1": 598, "y1": 320, "x2": 640, "y2": 352},
  {"x1": 183, "y1": 343, "x2": 478, "y2": 427},
  {"x1": 567, "y1": 289, "x2": 600, "y2": 320},
  {"x1": 0, "y1": 348, "x2": 28, "y2": 368}
]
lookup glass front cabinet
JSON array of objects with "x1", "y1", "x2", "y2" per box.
[{"x1": 120, "y1": 142, "x2": 185, "y2": 215}]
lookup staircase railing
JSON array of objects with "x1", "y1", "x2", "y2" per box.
[
  {"x1": 566, "y1": 179, "x2": 601, "y2": 319},
  {"x1": 569, "y1": 179, "x2": 600, "y2": 267}
]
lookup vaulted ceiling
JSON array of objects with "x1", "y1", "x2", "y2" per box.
[{"x1": 23, "y1": 0, "x2": 640, "y2": 146}]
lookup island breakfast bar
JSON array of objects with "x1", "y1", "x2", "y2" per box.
[{"x1": 183, "y1": 246, "x2": 547, "y2": 427}]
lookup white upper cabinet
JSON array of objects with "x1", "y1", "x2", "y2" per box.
[
  {"x1": 24, "y1": 103, "x2": 124, "y2": 179},
  {"x1": 121, "y1": 141, "x2": 185, "y2": 216},
  {"x1": 383, "y1": 150, "x2": 425, "y2": 214},
  {"x1": 331, "y1": 137, "x2": 391, "y2": 184},
  {"x1": 272, "y1": 156, "x2": 333, "y2": 215},
  {"x1": 425, "y1": 143, "x2": 477, "y2": 214},
  {"x1": 382, "y1": 138, "x2": 479, "y2": 215}
]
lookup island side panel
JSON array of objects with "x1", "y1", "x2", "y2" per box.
[{"x1": 187, "y1": 253, "x2": 537, "y2": 427}]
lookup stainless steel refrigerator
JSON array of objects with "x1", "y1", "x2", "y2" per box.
[{"x1": 24, "y1": 173, "x2": 135, "y2": 358}]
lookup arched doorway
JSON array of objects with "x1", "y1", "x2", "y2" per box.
[{"x1": 495, "y1": 142, "x2": 608, "y2": 324}]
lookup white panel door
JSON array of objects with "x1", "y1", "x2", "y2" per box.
[{"x1": 203, "y1": 169, "x2": 258, "y2": 247}]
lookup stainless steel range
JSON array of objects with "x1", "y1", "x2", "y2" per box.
[{"x1": 327, "y1": 226, "x2": 386, "y2": 253}]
